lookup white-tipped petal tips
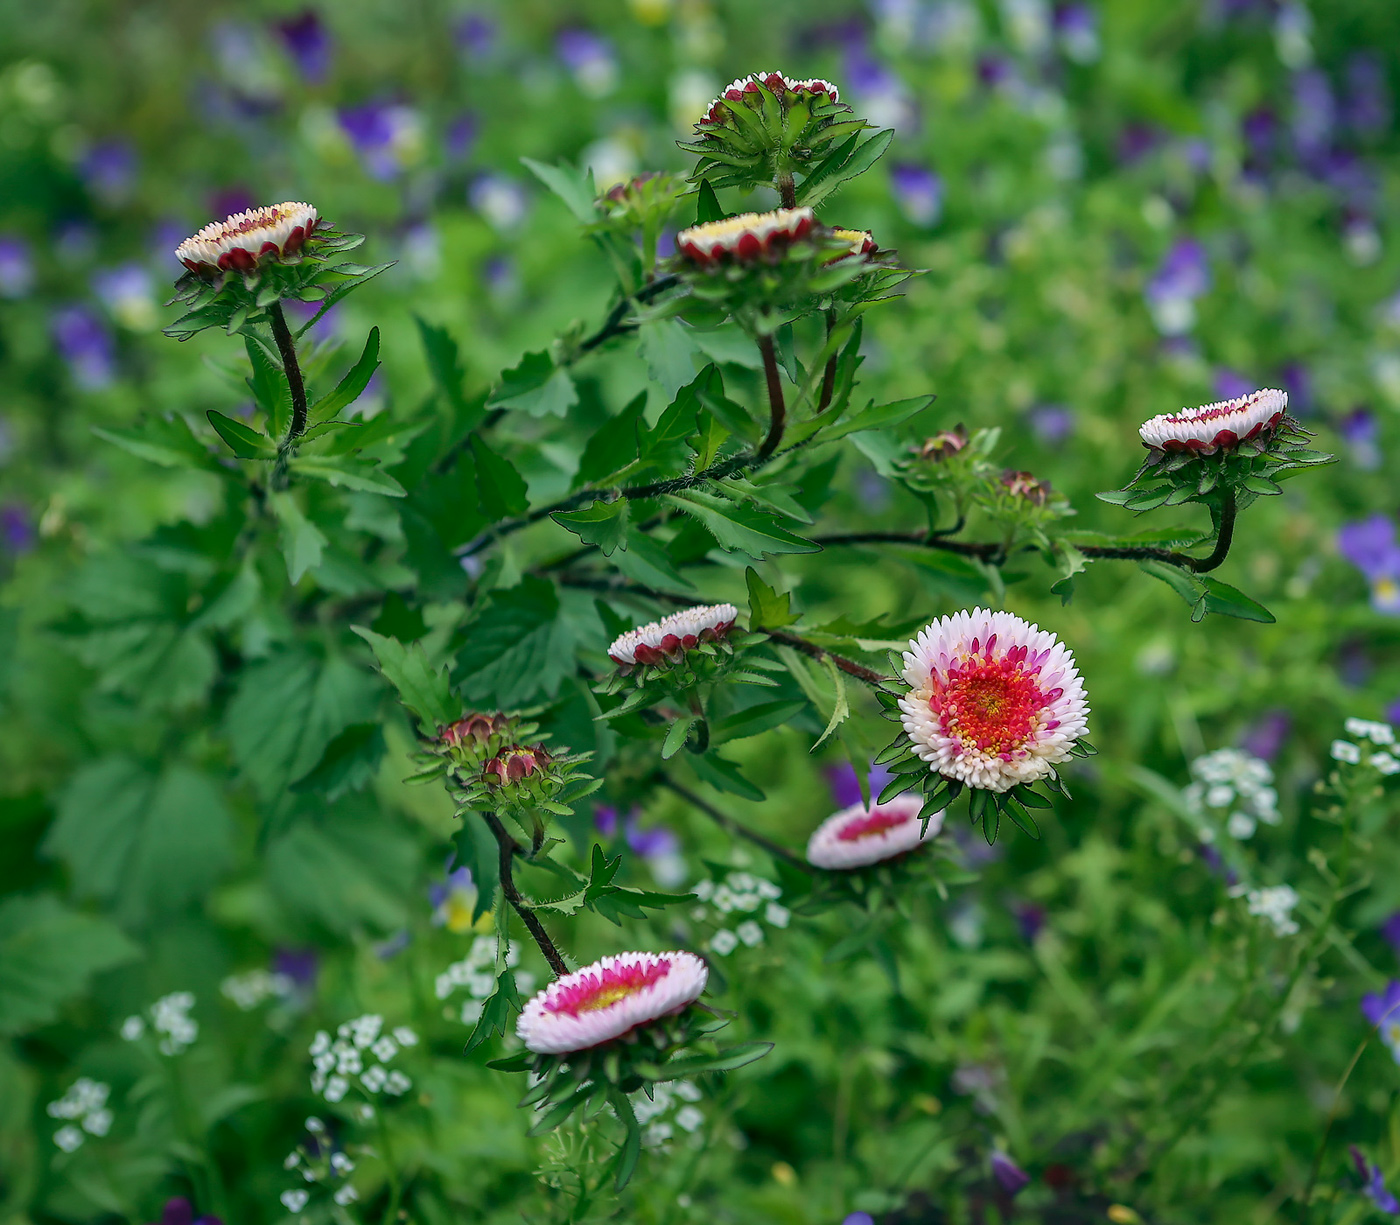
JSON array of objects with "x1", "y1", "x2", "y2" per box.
[
  {"x1": 806, "y1": 795, "x2": 942, "y2": 869},
  {"x1": 175, "y1": 201, "x2": 321, "y2": 275},
  {"x1": 1138, "y1": 388, "x2": 1287, "y2": 454}
]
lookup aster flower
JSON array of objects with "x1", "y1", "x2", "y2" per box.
[
  {"x1": 1138, "y1": 388, "x2": 1288, "y2": 455},
  {"x1": 175, "y1": 201, "x2": 321, "y2": 276},
  {"x1": 899, "y1": 608, "x2": 1090, "y2": 796},
  {"x1": 677, "y1": 210, "x2": 815, "y2": 268},
  {"x1": 698, "y1": 72, "x2": 841, "y2": 126},
  {"x1": 607, "y1": 603, "x2": 739, "y2": 669},
  {"x1": 806, "y1": 795, "x2": 943, "y2": 869},
  {"x1": 516, "y1": 950, "x2": 708, "y2": 1054}
]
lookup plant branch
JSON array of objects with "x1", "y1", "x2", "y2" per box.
[
  {"x1": 760, "y1": 627, "x2": 893, "y2": 689},
  {"x1": 483, "y1": 813, "x2": 569, "y2": 976},
  {"x1": 657, "y1": 777, "x2": 814, "y2": 873},
  {"x1": 813, "y1": 531, "x2": 1006, "y2": 562},
  {"x1": 578, "y1": 275, "x2": 679, "y2": 354},
  {"x1": 757, "y1": 334, "x2": 787, "y2": 459},
  {"x1": 816, "y1": 310, "x2": 839, "y2": 414},
  {"x1": 268, "y1": 301, "x2": 309, "y2": 444}
]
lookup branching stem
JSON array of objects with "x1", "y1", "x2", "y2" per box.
[
  {"x1": 483, "y1": 813, "x2": 569, "y2": 976},
  {"x1": 658, "y1": 778, "x2": 814, "y2": 873},
  {"x1": 760, "y1": 627, "x2": 893, "y2": 690},
  {"x1": 268, "y1": 301, "x2": 309, "y2": 444}
]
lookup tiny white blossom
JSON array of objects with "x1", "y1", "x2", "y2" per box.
[
  {"x1": 765, "y1": 902, "x2": 791, "y2": 928},
  {"x1": 392, "y1": 1026, "x2": 418, "y2": 1046},
  {"x1": 675, "y1": 1105, "x2": 705, "y2": 1132},
  {"x1": 1346, "y1": 717, "x2": 1395, "y2": 745},
  {"x1": 460, "y1": 999, "x2": 485, "y2": 1025},
  {"x1": 53, "y1": 1124, "x2": 85, "y2": 1152},
  {"x1": 354, "y1": 1104, "x2": 375, "y2": 1122},
  {"x1": 643, "y1": 1121, "x2": 674, "y2": 1147},
  {"x1": 384, "y1": 1070, "x2": 412, "y2": 1095},
  {"x1": 1372, "y1": 753, "x2": 1400, "y2": 776},
  {"x1": 692, "y1": 879, "x2": 716, "y2": 901},
  {"x1": 708, "y1": 929, "x2": 739, "y2": 956},
  {"x1": 1246, "y1": 885, "x2": 1301, "y2": 936},
  {"x1": 673, "y1": 1081, "x2": 703, "y2": 1102},
  {"x1": 333, "y1": 1185, "x2": 359, "y2": 1206},
  {"x1": 1226, "y1": 812, "x2": 1257, "y2": 840},
  {"x1": 308, "y1": 1031, "x2": 331, "y2": 1057},
  {"x1": 712, "y1": 886, "x2": 737, "y2": 913},
  {"x1": 370, "y1": 1036, "x2": 398, "y2": 1063},
  {"x1": 1205, "y1": 783, "x2": 1235, "y2": 809},
  {"x1": 330, "y1": 1152, "x2": 354, "y2": 1173},
  {"x1": 335, "y1": 1048, "x2": 363, "y2": 1076},
  {"x1": 284, "y1": 1152, "x2": 300, "y2": 1169},
  {"x1": 735, "y1": 920, "x2": 764, "y2": 947},
  {"x1": 120, "y1": 1015, "x2": 145, "y2": 1041},
  {"x1": 1331, "y1": 739, "x2": 1363, "y2": 764},
  {"x1": 324, "y1": 1075, "x2": 349, "y2": 1103},
  {"x1": 82, "y1": 1108, "x2": 112, "y2": 1137},
  {"x1": 515, "y1": 971, "x2": 537, "y2": 996},
  {"x1": 305, "y1": 1116, "x2": 325, "y2": 1133},
  {"x1": 755, "y1": 878, "x2": 782, "y2": 900},
  {"x1": 361, "y1": 1065, "x2": 387, "y2": 1093},
  {"x1": 280, "y1": 1189, "x2": 310, "y2": 1213}
]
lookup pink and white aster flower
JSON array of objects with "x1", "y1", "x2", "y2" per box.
[
  {"x1": 899, "y1": 608, "x2": 1089, "y2": 793},
  {"x1": 516, "y1": 951, "x2": 709, "y2": 1055},
  {"x1": 175, "y1": 201, "x2": 321, "y2": 276},
  {"x1": 1138, "y1": 388, "x2": 1287, "y2": 455},
  {"x1": 677, "y1": 209, "x2": 815, "y2": 268},
  {"x1": 607, "y1": 603, "x2": 739, "y2": 668},
  {"x1": 699, "y1": 72, "x2": 840, "y2": 124},
  {"x1": 806, "y1": 795, "x2": 942, "y2": 870}
]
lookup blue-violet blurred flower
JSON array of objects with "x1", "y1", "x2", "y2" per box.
[
  {"x1": 825, "y1": 760, "x2": 895, "y2": 809},
  {"x1": 455, "y1": 13, "x2": 496, "y2": 59},
  {"x1": 991, "y1": 1150, "x2": 1031, "y2": 1195},
  {"x1": 890, "y1": 163, "x2": 943, "y2": 226},
  {"x1": 1338, "y1": 515, "x2": 1400, "y2": 615},
  {"x1": 556, "y1": 29, "x2": 616, "y2": 97},
  {"x1": 1027, "y1": 403, "x2": 1074, "y2": 447},
  {"x1": 0, "y1": 236, "x2": 34, "y2": 297},
  {"x1": 1345, "y1": 52, "x2": 1390, "y2": 136},
  {"x1": 146, "y1": 1197, "x2": 222, "y2": 1225},
  {"x1": 1339, "y1": 408, "x2": 1380, "y2": 470},
  {"x1": 1240, "y1": 710, "x2": 1290, "y2": 761},
  {"x1": 92, "y1": 263, "x2": 156, "y2": 331},
  {"x1": 80, "y1": 141, "x2": 136, "y2": 206},
  {"x1": 1145, "y1": 238, "x2": 1209, "y2": 335},
  {"x1": 1291, "y1": 68, "x2": 1335, "y2": 163},
  {"x1": 469, "y1": 175, "x2": 528, "y2": 232},
  {"x1": 1362, "y1": 981, "x2": 1400, "y2": 1060},
  {"x1": 1381, "y1": 913, "x2": 1400, "y2": 958},
  {"x1": 430, "y1": 866, "x2": 484, "y2": 933},
  {"x1": 1351, "y1": 1147, "x2": 1400, "y2": 1213},
  {"x1": 1213, "y1": 368, "x2": 1253, "y2": 401},
  {"x1": 51, "y1": 306, "x2": 114, "y2": 390},
  {"x1": 339, "y1": 102, "x2": 424, "y2": 180},
  {"x1": 445, "y1": 113, "x2": 478, "y2": 163},
  {"x1": 1, "y1": 506, "x2": 34, "y2": 554},
  {"x1": 275, "y1": 10, "x2": 331, "y2": 83},
  {"x1": 1053, "y1": 3, "x2": 1099, "y2": 63}
]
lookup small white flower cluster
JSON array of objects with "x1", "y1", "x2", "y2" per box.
[
  {"x1": 309, "y1": 1016, "x2": 417, "y2": 1102},
  {"x1": 1333, "y1": 718, "x2": 1400, "y2": 774},
  {"x1": 281, "y1": 1117, "x2": 360, "y2": 1214},
  {"x1": 221, "y1": 969, "x2": 295, "y2": 1011},
  {"x1": 434, "y1": 937, "x2": 537, "y2": 1025},
  {"x1": 632, "y1": 1080, "x2": 705, "y2": 1148},
  {"x1": 1245, "y1": 885, "x2": 1301, "y2": 937},
  {"x1": 47, "y1": 1078, "x2": 113, "y2": 1152},
  {"x1": 1185, "y1": 748, "x2": 1280, "y2": 840},
  {"x1": 121, "y1": 991, "x2": 199, "y2": 1054},
  {"x1": 692, "y1": 872, "x2": 789, "y2": 957}
]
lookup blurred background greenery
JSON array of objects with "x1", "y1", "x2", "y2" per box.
[{"x1": 5, "y1": 0, "x2": 1400, "y2": 1221}]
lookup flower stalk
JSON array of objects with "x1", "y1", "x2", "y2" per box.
[
  {"x1": 484, "y1": 813, "x2": 570, "y2": 976},
  {"x1": 268, "y1": 301, "x2": 309, "y2": 445}
]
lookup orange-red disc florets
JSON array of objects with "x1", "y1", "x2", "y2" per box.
[{"x1": 930, "y1": 641, "x2": 1060, "y2": 761}]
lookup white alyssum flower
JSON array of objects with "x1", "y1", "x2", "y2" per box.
[
  {"x1": 1372, "y1": 752, "x2": 1400, "y2": 776},
  {"x1": 735, "y1": 920, "x2": 765, "y2": 947},
  {"x1": 807, "y1": 794, "x2": 943, "y2": 869},
  {"x1": 1184, "y1": 747, "x2": 1280, "y2": 837},
  {"x1": 384, "y1": 1070, "x2": 412, "y2": 1095},
  {"x1": 150, "y1": 991, "x2": 198, "y2": 1055},
  {"x1": 607, "y1": 603, "x2": 739, "y2": 667},
  {"x1": 176, "y1": 202, "x2": 321, "y2": 276},
  {"x1": 1246, "y1": 885, "x2": 1301, "y2": 936},
  {"x1": 47, "y1": 1078, "x2": 113, "y2": 1148},
  {"x1": 1345, "y1": 717, "x2": 1395, "y2": 745},
  {"x1": 1138, "y1": 388, "x2": 1287, "y2": 454},
  {"x1": 333, "y1": 1185, "x2": 359, "y2": 1206},
  {"x1": 707, "y1": 929, "x2": 739, "y2": 956},
  {"x1": 53, "y1": 1124, "x2": 85, "y2": 1152},
  {"x1": 323, "y1": 1075, "x2": 349, "y2": 1103},
  {"x1": 221, "y1": 969, "x2": 294, "y2": 1011},
  {"x1": 280, "y1": 1189, "x2": 310, "y2": 1213},
  {"x1": 765, "y1": 902, "x2": 791, "y2": 928},
  {"x1": 517, "y1": 951, "x2": 708, "y2": 1055},
  {"x1": 900, "y1": 608, "x2": 1089, "y2": 793},
  {"x1": 120, "y1": 1015, "x2": 145, "y2": 1041},
  {"x1": 1331, "y1": 740, "x2": 1363, "y2": 764}
]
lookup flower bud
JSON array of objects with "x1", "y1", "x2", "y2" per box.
[
  {"x1": 482, "y1": 744, "x2": 553, "y2": 788},
  {"x1": 1000, "y1": 469, "x2": 1052, "y2": 507},
  {"x1": 912, "y1": 426, "x2": 969, "y2": 462}
]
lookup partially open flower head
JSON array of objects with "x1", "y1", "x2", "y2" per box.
[
  {"x1": 438, "y1": 711, "x2": 528, "y2": 768},
  {"x1": 900, "y1": 608, "x2": 1090, "y2": 794},
  {"x1": 483, "y1": 743, "x2": 552, "y2": 788},
  {"x1": 680, "y1": 72, "x2": 861, "y2": 198},
  {"x1": 677, "y1": 209, "x2": 815, "y2": 269},
  {"x1": 913, "y1": 426, "x2": 970, "y2": 463},
  {"x1": 175, "y1": 202, "x2": 321, "y2": 278},
  {"x1": 1000, "y1": 469, "x2": 1053, "y2": 507},
  {"x1": 827, "y1": 228, "x2": 879, "y2": 260},
  {"x1": 1138, "y1": 388, "x2": 1287, "y2": 456},
  {"x1": 806, "y1": 795, "x2": 943, "y2": 870},
  {"x1": 607, "y1": 603, "x2": 739, "y2": 673},
  {"x1": 517, "y1": 950, "x2": 708, "y2": 1054}
]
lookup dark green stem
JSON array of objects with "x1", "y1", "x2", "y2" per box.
[
  {"x1": 483, "y1": 814, "x2": 569, "y2": 976},
  {"x1": 268, "y1": 301, "x2": 308, "y2": 444},
  {"x1": 757, "y1": 335, "x2": 787, "y2": 460},
  {"x1": 760, "y1": 627, "x2": 892, "y2": 690},
  {"x1": 816, "y1": 310, "x2": 839, "y2": 414},
  {"x1": 658, "y1": 778, "x2": 813, "y2": 873}
]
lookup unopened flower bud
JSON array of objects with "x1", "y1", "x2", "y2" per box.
[
  {"x1": 483, "y1": 744, "x2": 553, "y2": 787},
  {"x1": 1000, "y1": 469, "x2": 1052, "y2": 506},
  {"x1": 913, "y1": 426, "x2": 969, "y2": 462}
]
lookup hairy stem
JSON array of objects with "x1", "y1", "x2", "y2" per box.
[
  {"x1": 1188, "y1": 487, "x2": 1236, "y2": 574},
  {"x1": 578, "y1": 275, "x2": 680, "y2": 355},
  {"x1": 761, "y1": 627, "x2": 892, "y2": 689},
  {"x1": 268, "y1": 301, "x2": 309, "y2": 444},
  {"x1": 776, "y1": 171, "x2": 797, "y2": 209},
  {"x1": 757, "y1": 334, "x2": 787, "y2": 460},
  {"x1": 658, "y1": 778, "x2": 814, "y2": 873},
  {"x1": 483, "y1": 813, "x2": 569, "y2": 976},
  {"x1": 816, "y1": 310, "x2": 839, "y2": 414}
]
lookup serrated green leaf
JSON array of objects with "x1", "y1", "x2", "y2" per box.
[
  {"x1": 661, "y1": 714, "x2": 698, "y2": 759},
  {"x1": 664, "y1": 490, "x2": 818, "y2": 559},
  {"x1": 207, "y1": 410, "x2": 275, "y2": 460},
  {"x1": 1199, "y1": 576, "x2": 1276, "y2": 623},
  {"x1": 745, "y1": 566, "x2": 797, "y2": 628},
  {"x1": 289, "y1": 455, "x2": 406, "y2": 497},
  {"x1": 352, "y1": 627, "x2": 457, "y2": 733},
  {"x1": 521, "y1": 156, "x2": 599, "y2": 224},
  {"x1": 710, "y1": 700, "x2": 806, "y2": 744},
  {"x1": 553, "y1": 499, "x2": 630, "y2": 556},
  {"x1": 93, "y1": 416, "x2": 217, "y2": 470},
  {"x1": 268, "y1": 490, "x2": 327, "y2": 582},
  {"x1": 471, "y1": 435, "x2": 530, "y2": 518},
  {"x1": 488, "y1": 350, "x2": 578, "y2": 418},
  {"x1": 309, "y1": 326, "x2": 380, "y2": 421}
]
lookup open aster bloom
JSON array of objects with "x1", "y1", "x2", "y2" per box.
[
  {"x1": 806, "y1": 795, "x2": 942, "y2": 869},
  {"x1": 900, "y1": 609, "x2": 1090, "y2": 794},
  {"x1": 607, "y1": 603, "x2": 738, "y2": 667},
  {"x1": 175, "y1": 202, "x2": 321, "y2": 275},
  {"x1": 1138, "y1": 387, "x2": 1287, "y2": 455},
  {"x1": 699, "y1": 72, "x2": 840, "y2": 124},
  {"x1": 677, "y1": 210, "x2": 814, "y2": 268},
  {"x1": 828, "y1": 227, "x2": 879, "y2": 259},
  {"x1": 516, "y1": 951, "x2": 708, "y2": 1054}
]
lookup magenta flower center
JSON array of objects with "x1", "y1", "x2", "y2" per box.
[
  {"x1": 545, "y1": 959, "x2": 672, "y2": 1016},
  {"x1": 837, "y1": 807, "x2": 913, "y2": 841},
  {"x1": 930, "y1": 640, "x2": 1056, "y2": 758}
]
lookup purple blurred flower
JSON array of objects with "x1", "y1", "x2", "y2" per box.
[
  {"x1": 1242, "y1": 107, "x2": 1279, "y2": 164},
  {"x1": 825, "y1": 761, "x2": 895, "y2": 809},
  {"x1": 208, "y1": 187, "x2": 256, "y2": 223},
  {"x1": 846, "y1": 50, "x2": 914, "y2": 130},
  {"x1": 1279, "y1": 361, "x2": 1314, "y2": 416},
  {"x1": 339, "y1": 101, "x2": 423, "y2": 180},
  {"x1": 890, "y1": 163, "x2": 943, "y2": 226},
  {"x1": 1116, "y1": 123, "x2": 1160, "y2": 165},
  {"x1": 1053, "y1": 4, "x2": 1099, "y2": 63},
  {"x1": 374, "y1": 930, "x2": 411, "y2": 959},
  {"x1": 1, "y1": 506, "x2": 34, "y2": 554},
  {"x1": 1381, "y1": 913, "x2": 1400, "y2": 958},
  {"x1": 1198, "y1": 841, "x2": 1238, "y2": 885},
  {"x1": 1345, "y1": 53, "x2": 1391, "y2": 136},
  {"x1": 594, "y1": 805, "x2": 621, "y2": 837},
  {"x1": 1145, "y1": 239, "x2": 1210, "y2": 335},
  {"x1": 51, "y1": 306, "x2": 114, "y2": 390},
  {"x1": 93, "y1": 263, "x2": 155, "y2": 330},
  {"x1": 146, "y1": 1197, "x2": 222, "y2": 1225},
  {"x1": 841, "y1": 1215, "x2": 875, "y2": 1225},
  {"x1": 455, "y1": 13, "x2": 496, "y2": 59},
  {"x1": 1351, "y1": 1148, "x2": 1400, "y2": 1214},
  {"x1": 991, "y1": 1150, "x2": 1031, "y2": 1195},
  {"x1": 1240, "y1": 710, "x2": 1290, "y2": 761},
  {"x1": 272, "y1": 947, "x2": 318, "y2": 990},
  {"x1": 1291, "y1": 68, "x2": 1335, "y2": 163},
  {"x1": 276, "y1": 10, "x2": 332, "y2": 83},
  {"x1": 1339, "y1": 408, "x2": 1381, "y2": 470},
  {"x1": 556, "y1": 29, "x2": 615, "y2": 96},
  {"x1": 1011, "y1": 900, "x2": 1046, "y2": 942},
  {"x1": 0, "y1": 236, "x2": 34, "y2": 297},
  {"x1": 1214, "y1": 368, "x2": 1253, "y2": 401},
  {"x1": 1338, "y1": 516, "x2": 1400, "y2": 613},
  {"x1": 445, "y1": 113, "x2": 478, "y2": 163},
  {"x1": 1320, "y1": 152, "x2": 1379, "y2": 212},
  {"x1": 595, "y1": 806, "x2": 684, "y2": 886},
  {"x1": 1362, "y1": 981, "x2": 1400, "y2": 1032},
  {"x1": 1027, "y1": 403, "x2": 1074, "y2": 447},
  {"x1": 80, "y1": 141, "x2": 136, "y2": 206}
]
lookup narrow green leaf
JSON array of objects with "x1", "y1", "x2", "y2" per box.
[
  {"x1": 661, "y1": 714, "x2": 698, "y2": 760},
  {"x1": 521, "y1": 156, "x2": 599, "y2": 224},
  {"x1": 206, "y1": 410, "x2": 275, "y2": 460},
  {"x1": 268, "y1": 491, "x2": 327, "y2": 582},
  {"x1": 664, "y1": 490, "x2": 818, "y2": 559},
  {"x1": 695, "y1": 179, "x2": 724, "y2": 224},
  {"x1": 290, "y1": 455, "x2": 406, "y2": 496},
  {"x1": 309, "y1": 326, "x2": 380, "y2": 421},
  {"x1": 1199, "y1": 577, "x2": 1276, "y2": 623}
]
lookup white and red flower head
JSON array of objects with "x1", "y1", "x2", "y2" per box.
[
  {"x1": 175, "y1": 201, "x2": 321, "y2": 276},
  {"x1": 1138, "y1": 388, "x2": 1287, "y2": 455},
  {"x1": 899, "y1": 609, "x2": 1089, "y2": 793},
  {"x1": 699, "y1": 72, "x2": 841, "y2": 124},
  {"x1": 677, "y1": 210, "x2": 815, "y2": 268},
  {"x1": 607, "y1": 603, "x2": 739, "y2": 668},
  {"x1": 806, "y1": 795, "x2": 942, "y2": 870},
  {"x1": 516, "y1": 950, "x2": 709, "y2": 1055},
  {"x1": 829, "y1": 228, "x2": 879, "y2": 259}
]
